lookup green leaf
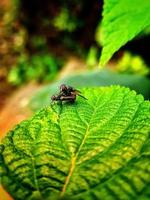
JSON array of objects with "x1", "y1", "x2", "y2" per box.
[
  {"x1": 100, "y1": 0, "x2": 150, "y2": 65},
  {"x1": 1, "y1": 86, "x2": 150, "y2": 200}
]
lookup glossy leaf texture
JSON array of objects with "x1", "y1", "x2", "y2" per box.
[
  {"x1": 100, "y1": 0, "x2": 150, "y2": 65},
  {"x1": 1, "y1": 86, "x2": 150, "y2": 200}
]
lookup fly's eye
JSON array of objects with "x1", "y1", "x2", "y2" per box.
[{"x1": 60, "y1": 84, "x2": 67, "y2": 91}]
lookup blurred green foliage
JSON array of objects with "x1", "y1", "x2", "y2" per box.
[
  {"x1": 31, "y1": 36, "x2": 47, "y2": 49},
  {"x1": 86, "y1": 46, "x2": 99, "y2": 69},
  {"x1": 86, "y1": 48, "x2": 150, "y2": 76},
  {"x1": 8, "y1": 54, "x2": 62, "y2": 86},
  {"x1": 1, "y1": 0, "x2": 150, "y2": 90},
  {"x1": 116, "y1": 52, "x2": 149, "y2": 75},
  {"x1": 52, "y1": 7, "x2": 80, "y2": 32}
]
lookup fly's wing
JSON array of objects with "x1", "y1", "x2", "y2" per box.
[
  {"x1": 74, "y1": 89, "x2": 81, "y2": 93},
  {"x1": 71, "y1": 90, "x2": 87, "y2": 100},
  {"x1": 78, "y1": 93, "x2": 87, "y2": 100}
]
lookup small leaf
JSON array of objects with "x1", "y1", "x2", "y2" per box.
[
  {"x1": 1, "y1": 86, "x2": 150, "y2": 200},
  {"x1": 100, "y1": 0, "x2": 150, "y2": 65}
]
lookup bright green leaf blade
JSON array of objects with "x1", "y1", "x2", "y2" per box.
[
  {"x1": 100, "y1": 0, "x2": 150, "y2": 65},
  {"x1": 1, "y1": 86, "x2": 150, "y2": 200}
]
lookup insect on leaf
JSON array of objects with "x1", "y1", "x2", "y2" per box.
[{"x1": 1, "y1": 86, "x2": 150, "y2": 200}]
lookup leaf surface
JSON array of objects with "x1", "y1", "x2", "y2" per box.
[
  {"x1": 100, "y1": 0, "x2": 150, "y2": 65},
  {"x1": 1, "y1": 86, "x2": 150, "y2": 200}
]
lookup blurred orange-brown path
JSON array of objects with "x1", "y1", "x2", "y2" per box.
[
  {"x1": 0, "y1": 83, "x2": 40, "y2": 139},
  {"x1": 0, "y1": 186, "x2": 12, "y2": 200}
]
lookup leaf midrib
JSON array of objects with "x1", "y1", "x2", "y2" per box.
[{"x1": 60, "y1": 92, "x2": 106, "y2": 197}]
